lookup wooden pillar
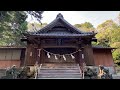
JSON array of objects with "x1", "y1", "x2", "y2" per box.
[
  {"x1": 75, "y1": 48, "x2": 80, "y2": 64},
  {"x1": 77, "y1": 38, "x2": 85, "y2": 66},
  {"x1": 24, "y1": 44, "x2": 32, "y2": 66},
  {"x1": 24, "y1": 43, "x2": 37, "y2": 66},
  {"x1": 76, "y1": 46, "x2": 85, "y2": 78},
  {"x1": 76, "y1": 42, "x2": 84, "y2": 65},
  {"x1": 37, "y1": 48, "x2": 42, "y2": 64},
  {"x1": 20, "y1": 48, "x2": 26, "y2": 66},
  {"x1": 31, "y1": 45, "x2": 36, "y2": 65},
  {"x1": 83, "y1": 44, "x2": 95, "y2": 66},
  {"x1": 78, "y1": 50, "x2": 84, "y2": 65}
]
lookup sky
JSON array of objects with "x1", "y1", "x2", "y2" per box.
[{"x1": 26, "y1": 11, "x2": 120, "y2": 28}]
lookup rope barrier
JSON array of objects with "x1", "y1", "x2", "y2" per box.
[{"x1": 42, "y1": 49, "x2": 81, "y2": 56}]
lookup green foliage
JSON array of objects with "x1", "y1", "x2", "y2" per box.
[
  {"x1": 112, "y1": 49, "x2": 120, "y2": 60},
  {"x1": 96, "y1": 18, "x2": 120, "y2": 63},
  {"x1": 27, "y1": 22, "x2": 47, "y2": 32},
  {"x1": 0, "y1": 11, "x2": 43, "y2": 46},
  {"x1": 74, "y1": 15, "x2": 120, "y2": 65},
  {"x1": 97, "y1": 20, "x2": 118, "y2": 31},
  {"x1": 96, "y1": 29, "x2": 111, "y2": 47},
  {"x1": 111, "y1": 42, "x2": 120, "y2": 61},
  {"x1": 74, "y1": 22, "x2": 95, "y2": 32},
  {"x1": 81, "y1": 22, "x2": 94, "y2": 28},
  {"x1": 91, "y1": 42, "x2": 97, "y2": 46},
  {"x1": 0, "y1": 11, "x2": 28, "y2": 46},
  {"x1": 26, "y1": 11, "x2": 43, "y2": 23}
]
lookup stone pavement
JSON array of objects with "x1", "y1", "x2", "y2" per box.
[{"x1": 112, "y1": 73, "x2": 120, "y2": 79}]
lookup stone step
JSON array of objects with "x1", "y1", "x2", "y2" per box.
[
  {"x1": 41, "y1": 66, "x2": 79, "y2": 68},
  {"x1": 42, "y1": 64, "x2": 79, "y2": 67},
  {"x1": 40, "y1": 68, "x2": 79, "y2": 70},
  {"x1": 42, "y1": 63, "x2": 78, "y2": 65},
  {"x1": 40, "y1": 69, "x2": 80, "y2": 73},
  {"x1": 38, "y1": 73, "x2": 81, "y2": 75},
  {"x1": 38, "y1": 74, "x2": 82, "y2": 78},
  {"x1": 37, "y1": 63, "x2": 81, "y2": 79},
  {"x1": 37, "y1": 78, "x2": 82, "y2": 79}
]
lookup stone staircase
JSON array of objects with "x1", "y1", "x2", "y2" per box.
[{"x1": 37, "y1": 63, "x2": 82, "y2": 79}]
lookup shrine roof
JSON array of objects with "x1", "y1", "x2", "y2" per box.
[{"x1": 28, "y1": 13, "x2": 95, "y2": 36}]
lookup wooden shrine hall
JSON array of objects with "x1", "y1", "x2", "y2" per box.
[{"x1": 21, "y1": 13, "x2": 97, "y2": 66}]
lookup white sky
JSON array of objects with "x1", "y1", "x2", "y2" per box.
[{"x1": 26, "y1": 11, "x2": 120, "y2": 28}]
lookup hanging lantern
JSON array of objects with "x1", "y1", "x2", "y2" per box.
[
  {"x1": 55, "y1": 55, "x2": 58, "y2": 60},
  {"x1": 63, "y1": 55, "x2": 66, "y2": 61},
  {"x1": 71, "y1": 54, "x2": 75, "y2": 59},
  {"x1": 30, "y1": 52, "x2": 32, "y2": 56},
  {"x1": 82, "y1": 54, "x2": 84, "y2": 59},
  {"x1": 47, "y1": 52, "x2": 50, "y2": 58}
]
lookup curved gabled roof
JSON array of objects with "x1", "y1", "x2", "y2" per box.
[{"x1": 33, "y1": 13, "x2": 93, "y2": 35}]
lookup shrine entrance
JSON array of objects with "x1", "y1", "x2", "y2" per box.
[{"x1": 20, "y1": 13, "x2": 97, "y2": 79}]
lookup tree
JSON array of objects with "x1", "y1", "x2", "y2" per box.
[
  {"x1": 26, "y1": 11, "x2": 43, "y2": 23},
  {"x1": 0, "y1": 11, "x2": 28, "y2": 46},
  {"x1": 0, "y1": 11, "x2": 43, "y2": 23},
  {"x1": 27, "y1": 22, "x2": 47, "y2": 32},
  {"x1": 96, "y1": 20, "x2": 119, "y2": 47},
  {"x1": 74, "y1": 22, "x2": 95, "y2": 32},
  {"x1": 0, "y1": 11, "x2": 44, "y2": 46},
  {"x1": 97, "y1": 20, "x2": 118, "y2": 32},
  {"x1": 114, "y1": 12, "x2": 120, "y2": 26},
  {"x1": 74, "y1": 22, "x2": 97, "y2": 45},
  {"x1": 96, "y1": 19, "x2": 120, "y2": 63}
]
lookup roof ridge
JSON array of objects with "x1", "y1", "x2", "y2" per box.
[
  {"x1": 33, "y1": 13, "x2": 94, "y2": 35},
  {"x1": 56, "y1": 13, "x2": 64, "y2": 19}
]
